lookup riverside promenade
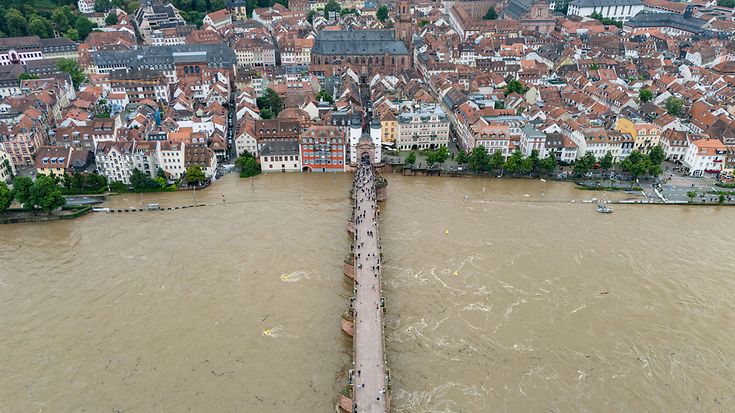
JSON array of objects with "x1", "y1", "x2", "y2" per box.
[{"x1": 351, "y1": 159, "x2": 388, "y2": 413}]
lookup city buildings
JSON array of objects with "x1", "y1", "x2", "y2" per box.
[
  {"x1": 0, "y1": 0, "x2": 731, "y2": 189},
  {"x1": 311, "y1": 30, "x2": 411, "y2": 77},
  {"x1": 300, "y1": 125, "x2": 348, "y2": 172},
  {"x1": 615, "y1": 118, "x2": 661, "y2": 154},
  {"x1": 0, "y1": 148, "x2": 13, "y2": 182},
  {"x1": 624, "y1": 7, "x2": 708, "y2": 37},
  {"x1": 0, "y1": 36, "x2": 77, "y2": 66},
  {"x1": 203, "y1": 9, "x2": 232, "y2": 30},
  {"x1": 0, "y1": 65, "x2": 24, "y2": 97},
  {"x1": 255, "y1": 119, "x2": 300, "y2": 154},
  {"x1": 259, "y1": 141, "x2": 302, "y2": 172},
  {"x1": 134, "y1": 4, "x2": 187, "y2": 44},
  {"x1": 568, "y1": 0, "x2": 644, "y2": 23},
  {"x1": 683, "y1": 138, "x2": 727, "y2": 177},
  {"x1": 395, "y1": 103, "x2": 450, "y2": 150},
  {"x1": 91, "y1": 45, "x2": 237, "y2": 82},
  {"x1": 34, "y1": 146, "x2": 74, "y2": 176},
  {"x1": 109, "y1": 68, "x2": 170, "y2": 103},
  {"x1": 350, "y1": 117, "x2": 382, "y2": 165},
  {"x1": 0, "y1": 117, "x2": 47, "y2": 166}
]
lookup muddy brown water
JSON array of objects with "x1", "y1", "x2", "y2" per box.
[{"x1": 1, "y1": 174, "x2": 733, "y2": 412}]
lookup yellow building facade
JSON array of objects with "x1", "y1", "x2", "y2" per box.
[
  {"x1": 614, "y1": 117, "x2": 660, "y2": 154},
  {"x1": 380, "y1": 112, "x2": 397, "y2": 144}
]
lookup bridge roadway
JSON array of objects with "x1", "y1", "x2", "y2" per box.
[{"x1": 352, "y1": 161, "x2": 388, "y2": 413}]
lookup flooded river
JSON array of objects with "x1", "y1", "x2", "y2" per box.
[{"x1": 1, "y1": 174, "x2": 734, "y2": 412}]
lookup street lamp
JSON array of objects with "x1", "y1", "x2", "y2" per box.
[{"x1": 540, "y1": 178, "x2": 546, "y2": 196}]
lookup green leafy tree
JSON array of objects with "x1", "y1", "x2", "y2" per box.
[
  {"x1": 185, "y1": 165, "x2": 206, "y2": 186},
  {"x1": 316, "y1": 90, "x2": 333, "y2": 103},
  {"x1": 528, "y1": 149, "x2": 540, "y2": 174},
  {"x1": 494, "y1": 101, "x2": 505, "y2": 109},
  {"x1": 240, "y1": 158, "x2": 260, "y2": 178},
  {"x1": 236, "y1": 151, "x2": 261, "y2": 177},
  {"x1": 324, "y1": 0, "x2": 340, "y2": 18},
  {"x1": 488, "y1": 149, "x2": 505, "y2": 172},
  {"x1": 30, "y1": 175, "x2": 66, "y2": 214},
  {"x1": 620, "y1": 150, "x2": 649, "y2": 179},
  {"x1": 130, "y1": 168, "x2": 149, "y2": 190},
  {"x1": 29, "y1": 16, "x2": 55, "y2": 38},
  {"x1": 521, "y1": 156, "x2": 534, "y2": 175},
  {"x1": 425, "y1": 150, "x2": 438, "y2": 167},
  {"x1": 434, "y1": 146, "x2": 449, "y2": 166},
  {"x1": 539, "y1": 155, "x2": 557, "y2": 175},
  {"x1": 424, "y1": 147, "x2": 449, "y2": 167},
  {"x1": 573, "y1": 152, "x2": 597, "y2": 176},
  {"x1": 19, "y1": 73, "x2": 39, "y2": 81},
  {"x1": 456, "y1": 150, "x2": 468, "y2": 164},
  {"x1": 483, "y1": 6, "x2": 497, "y2": 20},
  {"x1": 307, "y1": 10, "x2": 316, "y2": 24},
  {"x1": 639, "y1": 88, "x2": 653, "y2": 103},
  {"x1": 718, "y1": 0, "x2": 735, "y2": 6},
  {"x1": 376, "y1": 5, "x2": 389, "y2": 22},
  {"x1": 648, "y1": 145, "x2": 665, "y2": 166},
  {"x1": 260, "y1": 108, "x2": 274, "y2": 119},
  {"x1": 590, "y1": 11, "x2": 622, "y2": 28},
  {"x1": 12, "y1": 176, "x2": 34, "y2": 210},
  {"x1": 405, "y1": 151, "x2": 416, "y2": 166},
  {"x1": 504, "y1": 150, "x2": 524, "y2": 174},
  {"x1": 211, "y1": 0, "x2": 226, "y2": 9},
  {"x1": 75, "y1": 15, "x2": 98, "y2": 40},
  {"x1": 0, "y1": 181, "x2": 12, "y2": 213},
  {"x1": 57, "y1": 58, "x2": 86, "y2": 90},
  {"x1": 52, "y1": 7, "x2": 75, "y2": 32},
  {"x1": 505, "y1": 79, "x2": 529, "y2": 96},
  {"x1": 5, "y1": 9, "x2": 29, "y2": 37},
  {"x1": 600, "y1": 150, "x2": 614, "y2": 171},
  {"x1": 95, "y1": 0, "x2": 113, "y2": 12},
  {"x1": 554, "y1": 1, "x2": 569, "y2": 14},
  {"x1": 65, "y1": 29, "x2": 80, "y2": 41},
  {"x1": 648, "y1": 162, "x2": 662, "y2": 177},
  {"x1": 257, "y1": 88, "x2": 283, "y2": 117},
  {"x1": 665, "y1": 96, "x2": 683, "y2": 116},
  {"x1": 418, "y1": 19, "x2": 429, "y2": 27},
  {"x1": 687, "y1": 190, "x2": 697, "y2": 203},
  {"x1": 468, "y1": 146, "x2": 489, "y2": 172},
  {"x1": 105, "y1": 12, "x2": 118, "y2": 25},
  {"x1": 719, "y1": 194, "x2": 725, "y2": 204}
]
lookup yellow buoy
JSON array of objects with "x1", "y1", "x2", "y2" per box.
[
  {"x1": 280, "y1": 273, "x2": 288, "y2": 281},
  {"x1": 263, "y1": 328, "x2": 271, "y2": 336},
  {"x1": 453, "y1": 271, "x2": 458, "y2": 276},
  {"x1": 444, "y1": 229, "x2": 449, "y2": 234}
]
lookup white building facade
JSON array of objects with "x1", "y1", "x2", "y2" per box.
[
  {"x1": 568, "y1": 0, "x2": 644, "y2": 23},
  {"x1": 395, "y1": 103, "x2": 450, "y2": 150}
]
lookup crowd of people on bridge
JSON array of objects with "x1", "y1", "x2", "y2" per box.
[{"x1": 351, "y1": 161, "x2": 388, "y2": 412}]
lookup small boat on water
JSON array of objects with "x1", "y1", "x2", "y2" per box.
[{"x1": 596, "y1": 201, "x2": 613, "y2": 214}]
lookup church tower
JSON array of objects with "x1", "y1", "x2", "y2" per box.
[
  {"x1": 395, "y1": 0, "x2": 412, "y2": 49},
  {"x1": 529, "y1": 0, "x2": 551, "y2": 20}
]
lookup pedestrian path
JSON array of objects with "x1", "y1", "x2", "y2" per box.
[{"x1": 349, "y1": 158, "x2": 388, "y2": 413}]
